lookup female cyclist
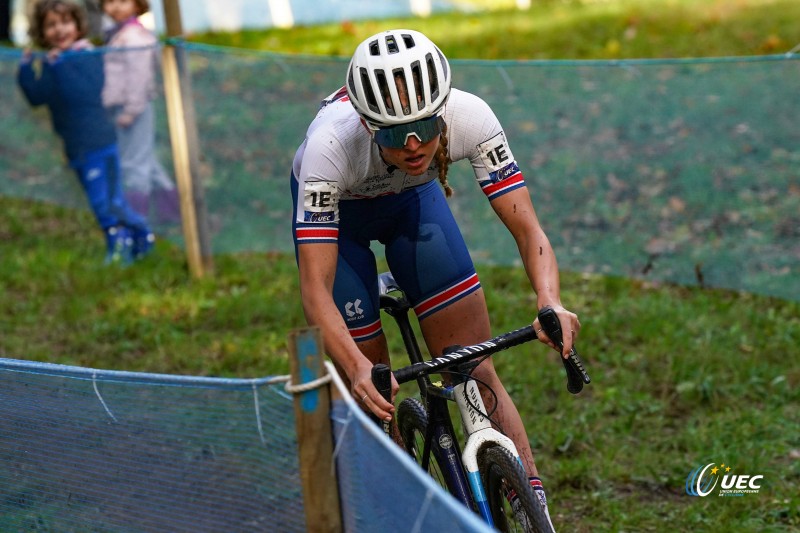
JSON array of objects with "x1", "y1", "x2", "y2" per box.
[{"x1": 291, "y1": 29, "x2": 579, "y2": 528}]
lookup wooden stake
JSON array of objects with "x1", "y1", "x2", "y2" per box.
[
  {"x1": 160, "y1": 0, "x2": 214, "y2": 277},
  {"x1": 161, "y1": 46, "x2": 203, "y2": 278},
  {"x1": 288, "y1": 327, "x2": 343, "y2": 533}
]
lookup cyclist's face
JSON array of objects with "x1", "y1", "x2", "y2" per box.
[
  {"x1": 375, "y1": 71, "x2": 441, "y2": 175},
  {"x1": 379, "y1": 134, "x2": 440, "y2": 176}
]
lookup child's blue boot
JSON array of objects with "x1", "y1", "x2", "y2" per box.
[
  {"x1": 104, "y1": 226, "x2": 133, "y2": 265},
  {"x1": 132, "y1": 229, "x2": 156, "y2": 260}
]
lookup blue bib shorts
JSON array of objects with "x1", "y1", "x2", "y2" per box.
[{"x1": 292, "y1": 176, "x2": 481, "y2": 342}]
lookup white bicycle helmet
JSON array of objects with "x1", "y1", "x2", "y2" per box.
[{"x1": 346, "y1": 29, "x2": 451, "y2": 130}]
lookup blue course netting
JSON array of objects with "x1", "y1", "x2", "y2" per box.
[
  {"x1": 328, "y1": 364, "x2": 493, "y2": 533},
  {"x1": 2, "y1": 45, "x2": 799, "y2": 300},
  {"x1": 0, "y1": 359, "x2": 304, "y2": 532},
  {"x1": 0, "y1": 358, "x2": 492, "y2": 531}
]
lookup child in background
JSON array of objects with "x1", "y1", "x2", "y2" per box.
[
  {"x1": 17, "y1": 0, "x2": 154, "y2": 264},
  {"x1": 101, "y1": 0, "x2": 179, "y2": 225}
]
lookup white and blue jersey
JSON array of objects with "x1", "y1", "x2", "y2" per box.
[{"x1": 291, "y1": 87, "x2": 526, "y2": 341}]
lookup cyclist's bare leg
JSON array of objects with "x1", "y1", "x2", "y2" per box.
[
  {"x1": 330, "y1": 332, "x2": 389, "y2": 396},
  {"x1": 331, "y1": 333, "x2": 389, "y2": 400},
  {"x1": 418, "y1": 288, "x2": 540, "y2": 478}
]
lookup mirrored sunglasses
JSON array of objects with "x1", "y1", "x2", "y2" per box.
[{"x1": 373, "y1": 116, "x2": 445, "y2": 149}]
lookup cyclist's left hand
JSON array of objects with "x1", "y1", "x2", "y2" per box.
[{"x1": 533, "y1": 305, "x2": 580, "y2": 359}]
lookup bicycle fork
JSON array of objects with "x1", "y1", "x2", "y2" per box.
[{"x1": 454, "y1": 376, "x2": 521, "y2": 526}]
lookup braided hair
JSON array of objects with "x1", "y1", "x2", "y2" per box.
[{"x1": 435, "y1": 122, "x2": 452, "y2": 197}]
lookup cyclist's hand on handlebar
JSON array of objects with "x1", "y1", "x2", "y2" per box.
[
  {"x1": 533, "y1": 305, "x2": 580, "y2": 359},
  {"x1": 351, "y1": 362, "x2": 397, "y2": 422}
]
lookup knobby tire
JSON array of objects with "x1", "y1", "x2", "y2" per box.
[
  {"x1": 479, "y1": 446, "x2": 552, "y2": 533},
  {"x1": 397, "y1": 398, "x2": 451, "y2": 492}
]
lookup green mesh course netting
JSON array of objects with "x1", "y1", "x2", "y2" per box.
[{"x1": 1, "y1": 45, "x2": 798, "y2": 300}]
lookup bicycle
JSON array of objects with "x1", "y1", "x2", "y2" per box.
[{"x1": 371, "y1": 271, "x2": 590, "y2": 533}]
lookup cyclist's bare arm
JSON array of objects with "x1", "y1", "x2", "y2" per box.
[
  {"x1": 488, "y1": 186, "x2": 581, "y2": 357},
  {"x1": 297, "y1": 242, "x2": 395, "y2": 420}
]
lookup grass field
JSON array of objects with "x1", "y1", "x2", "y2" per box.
[
  {"x1": 190, "y1": 0, "x2": 800, "y2": 60},
  {"x1": 2, "y1": 0, "x2": 800, "y2": 530},
  {"x1": 1, "y1": 195, "x2": 798, "y2": 531}
]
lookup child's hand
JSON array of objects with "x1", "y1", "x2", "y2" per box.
[
  {"x1": 46, "y1": 49, "x2": 61, "y2": 62},
  {"x1": 20, "y1": 48, "x2": 35, "y2": 65},
  {"x1": 116, "y1": 113, "x2": 135, "y2": 128}
]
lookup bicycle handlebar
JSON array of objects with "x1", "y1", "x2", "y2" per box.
[
  {"x1": 374, "y1": 314, "x2": 591, "y2": 395},
  {"x1": 392, "y1": 325, "x2": 537, "y2": 384}
]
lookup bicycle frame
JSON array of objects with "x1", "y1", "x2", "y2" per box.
[
  {"x1": 374, "y1": 271, "x2": 590, "y2": 532},
  {"x1": 378, "y1": 275, "x2": 475, "y2": 509},
  {"x1": 377, "y1": 272, "x2": 526, "y2": 526}
]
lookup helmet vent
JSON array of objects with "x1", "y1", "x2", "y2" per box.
[
  {"x1": 401, "y1": 34, "x2": 415, "y2": 49},
  {"x1": 347, "y1": 67, "x2": 356, "y2": 95},
  {"x1": 392, "y1": 70, "x2": 411, "y2": 115},
  {"x1": 437, "y1": 48, "x2": 449, "y2": 79},
  {"x1": 426, "y1": 53, "x2": 440, "y2": 101},
  {"x1": 410, "y1": 61, "x2": 425, "y2": 111},
  {"x1": 375, "y1": 70, "x2": 396, "y2": 116},
  {"x1": 386, "y1": 35, "x2": 399, "y2": 54},
  {"x1": 359, "y1": 67, "x2": 379, "y2": 113},
  {"x1": 368, "y1": 39, "x2": 380, "y2": 56}
]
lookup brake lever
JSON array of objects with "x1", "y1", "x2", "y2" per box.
[{"x1": 537, "y1": 306, "x2": 591, "y2": 394}]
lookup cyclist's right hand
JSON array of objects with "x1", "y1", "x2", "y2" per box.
[{"x1": 534, "y1": 304, "x2": 580, "y2": 358}]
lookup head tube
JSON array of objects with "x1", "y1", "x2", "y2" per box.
[{"x1": 373, "y1": 116, "x2": 444, "y2": 149}]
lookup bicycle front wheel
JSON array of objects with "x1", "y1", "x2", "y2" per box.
[
  {"x1": 397, "y1": 398, "x2": 450, "y2": 491},
  {"x1": 478, "y1": 446, "x2": 553, "y2": 533}
]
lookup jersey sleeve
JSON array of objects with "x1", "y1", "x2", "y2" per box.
[
  {"x1": 446, "y1": 90, "x2": 526, "y2": 201},
  {"x1": 293, "y1": 132, "x2": 346, "y2": 245},
  {"x1": 473, "y1": 130, "x2": 525, "y2": 201}
]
